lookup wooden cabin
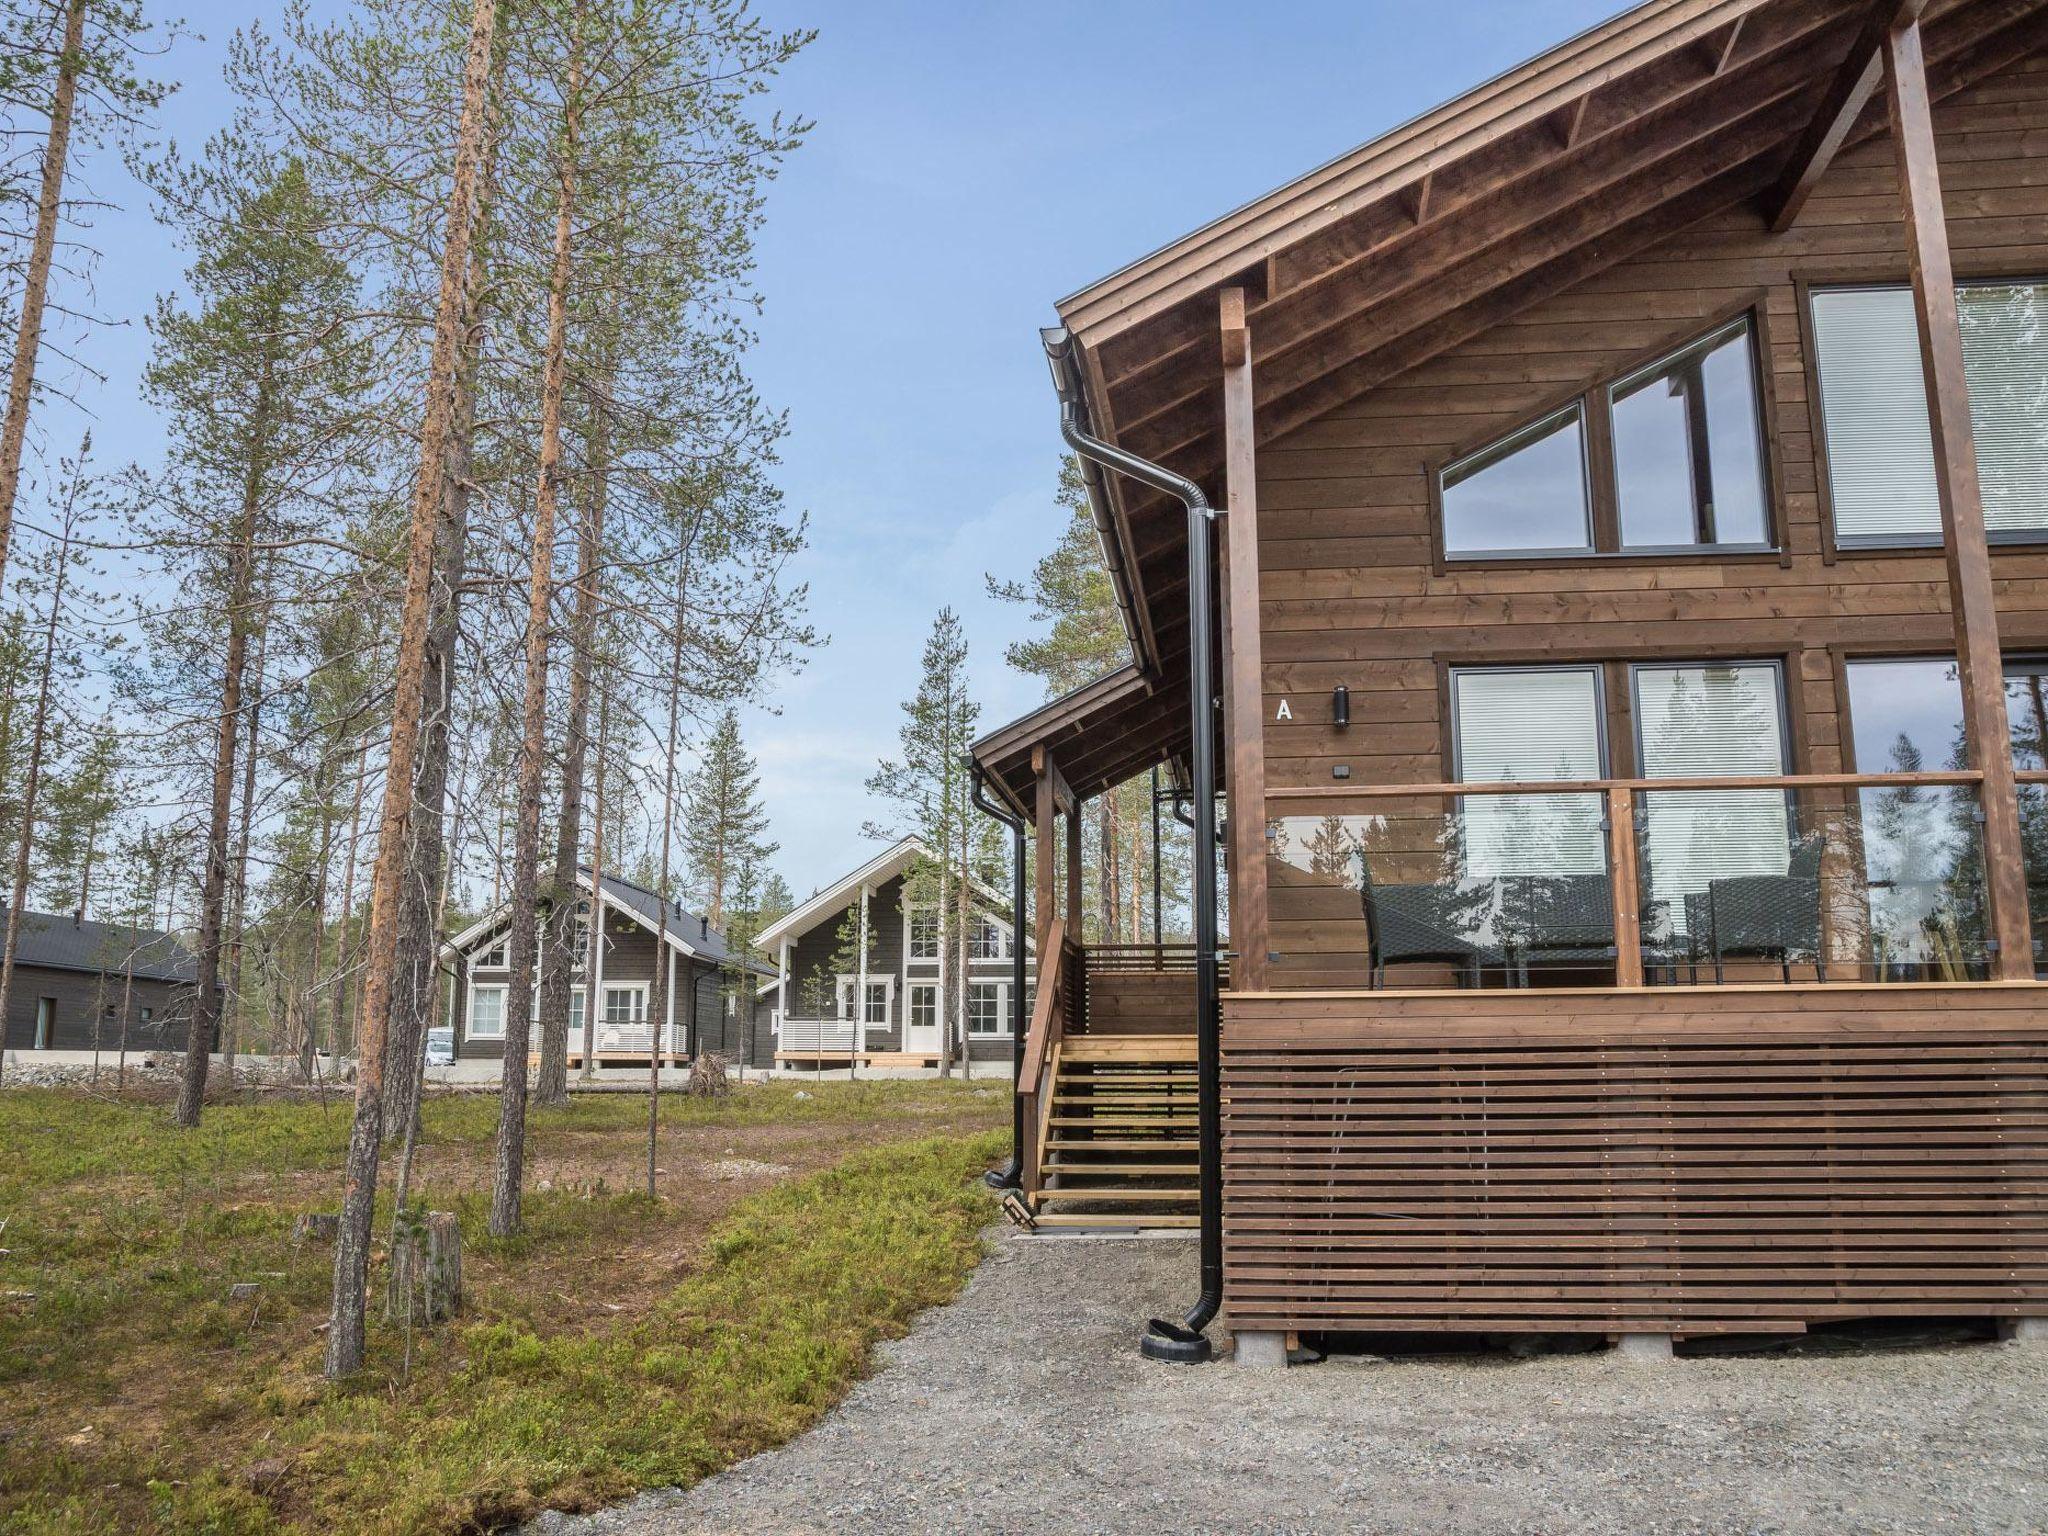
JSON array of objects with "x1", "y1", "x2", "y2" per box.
[
  {"x1": 440, "y1": 867, "x2": 773, "y2": 1070},
  {"x1": 756, "y1": 836, "x2": 1025, "y2": 1070},
  {"x1": 0, "y1": 905, "x2": 194, "y2": 1054},
  {"x1": 972, "y1": 0, "x2": 2048, "y2": 1357}
]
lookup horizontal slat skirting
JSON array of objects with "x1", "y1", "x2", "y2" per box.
[{"x1": 1219, "y1": 989, "x2": 2048, "y2": 1334}]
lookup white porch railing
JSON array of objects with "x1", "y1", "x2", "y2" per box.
[{"x1": 776, "y1": 1015, "x2": 861, "y2": 1053}]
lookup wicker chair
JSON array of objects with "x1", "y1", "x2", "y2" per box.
[{"x1": 1684, "y1": 834, "x2": 1826, "y2": 982}]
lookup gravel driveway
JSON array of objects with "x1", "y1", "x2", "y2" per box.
[{"x1": 535, "y1": 1230, "x2": 2048, "y2": 1536}]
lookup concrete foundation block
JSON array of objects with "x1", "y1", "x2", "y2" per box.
[
  {"x1": 1233, "y1": 1330, "x2": 1288, "y2": 1368},
  {"x1": 1999, "y1": 1318, "x2": 2048, "y2": 1346},
  {"x1": 1611, "y1": 1333, "x2": 1676, "y2": 1363}
]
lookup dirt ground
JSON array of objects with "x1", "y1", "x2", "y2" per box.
[{"x1": 536, "y1": 1230, "x2": 2048, "y2": 1536}]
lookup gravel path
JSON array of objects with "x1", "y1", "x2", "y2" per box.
[{"x1": 535, "y1": 1230, "x2": 2048, "y2": 1536}]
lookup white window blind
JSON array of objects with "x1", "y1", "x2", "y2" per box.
[
  {"x1": 1957, "y1": 282, "x2": 2048, "y2": 536},
  {"x1": 1811, "y1": 287, "x2": 1942, "y2": 542},
  {"x1": 1812, "y1": 283, "x2": 2048, "y2": 543},
  {"x1": 1634, "y1": 663, "x2": 1790, "y2": 936},
  {"x1": 1452, "y1": 667, "x2": 1605, "y2": 877}
]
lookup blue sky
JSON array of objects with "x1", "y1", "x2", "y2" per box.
[{"x1": 43, "y1": 0, "x2": 1624, "y2": 900}]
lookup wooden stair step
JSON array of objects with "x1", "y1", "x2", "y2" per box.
[
  {"x1": 1060, "y1": 1036, "x2": 1197, "y2": 1063},
  {"x1": 1040, "y1": 1162, "x2": 1200, "y2": 1177},
  {"x1": 1035, "y1": 1187, "x2": 1200, "y2": 1203},
  {"x1": 1045, "y1": 1138, "x2": 1199, "y2": 1151},
  {"x1": 1023, "y1": 1212, "x2": 1201, "y2": 1229},
  {"x1": 1047, "y1": 1117, "x2": 1197, "y2": 1128}
]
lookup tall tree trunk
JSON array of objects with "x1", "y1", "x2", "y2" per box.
[
  {"x1": 0, "y1": 490, "x2": 77, "y2": 1078},
  {"x1": 0, "y1": 0, "x2": 85, "y2": 592},
  {"x1": 581, "y1": 676, "x2": 610, "y2": 1077},
  {"x1": 326, "y1": 0, "x2": 503, "y2": 1380},
  {"x1": 648, "y1": 559, "x2": 685, "y2": 1198},
  {"x1": 328, "y1": 738, "x2": 370, "y2": 1060},
  {"x1": 388, "y1": 144, "x2": 497, "y2": 1145},
  {"x1": 536, "y1": 369, "x2": 608, "y2": 1105},
  {"x1": 490, "y1": 25, "x2": 581, "y2": 1238},
  {"x1": 177, "y1": 355, "x2": 276, "y2": 1129},
  {"x1": 223, "y1": 629, "x2": 267, "y2": 1082}
]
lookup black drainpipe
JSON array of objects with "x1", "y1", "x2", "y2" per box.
[
  {"x1": 971, "y1": 762, "x2": 1028, "y2": 1191},
  {"x1": 1043, "y1": 325, "x2": 1222, "y2": 1366}
]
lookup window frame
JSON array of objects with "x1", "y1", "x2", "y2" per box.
[
  {"x1": 1801, "y1": 270, "x2": 2048, "y2": 561},
  {"x1": 1626, "y1": 658, "x2": 1793, "y2": 779},
  {"x1": 1435, "y1": 400, "x2": 1597, "y2": 561},
  {"x1": 1447, "y1": 663, "x2": 1610, "y2": 784},
  {"x1": 467, "y1": 982, "x2": 509, "y2": 1039},
  {"x1": 965, "y1": 980, "x2": 1010, "y2": 1039},
  {"x1": 834, "y1": 973, "x2": 895, "y2": 1029},
  {"x1": 1835, "y1": 647, "x2": 2048, "y2": 773},
  {"x1": 906, "y1": 981, "x2": 939, "y2": 1035},
  {"x1": 904, "y1": 904, "x2": 941, "y2": 963},
  {"x1": 1430, "y1": 300, "x2": 1784, "y2": 570}
]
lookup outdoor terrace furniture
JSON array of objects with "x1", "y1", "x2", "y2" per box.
[
  {"x1": 1496, "y1": 872, "x2": 1622, "y2": 985},
  {"x1": 1682, "y1": 834, "x2": 1825, "y2": 982},
  {"x1": 1359, "y1": 868, "x2": 1501, "y2": 988}
]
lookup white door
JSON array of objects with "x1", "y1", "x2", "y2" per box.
[{"x1": 902, "y1": 981, "x2": 940, "y2": 1053}]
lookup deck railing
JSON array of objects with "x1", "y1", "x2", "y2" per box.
[
  {"x1": 1267, "y1": 769, "x2": 2048, "y2": 989},
  {"x1": 774, "y1": 1015, "x2": 864, "y2": 1054}
]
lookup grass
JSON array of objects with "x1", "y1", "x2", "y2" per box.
[{"x1": 0, "y1": 1080, "x2": 1009, "y2": 1534}]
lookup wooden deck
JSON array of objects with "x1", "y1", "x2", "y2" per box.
[{"x1": 1221, "y1": 982, "x2": 2048, "y2": 1336}]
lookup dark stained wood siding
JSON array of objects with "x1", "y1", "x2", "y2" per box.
[
  {"x1": 3, "y1": 964, "x2": 191, "y2": 1052},
  {"x1": 1257, "y1": 47, "x2": 2048, "y2": 989}
]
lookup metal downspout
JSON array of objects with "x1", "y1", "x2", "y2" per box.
[
  {"x1": 971, "y1": 765, "x2": 1028, "y2": 1191},
  {"x1": 1043, "y1": 326, "x2": 1223, "y2": 1365}
]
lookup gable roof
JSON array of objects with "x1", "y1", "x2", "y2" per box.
[
  {"x1": 977, "y1": 0, "x2": 2046, "y2": 794},
  {"x1": 754, "y1": 835, "x2": 1021, "y2": 951},
  {"x1": 1, "y1": 906, "x2": 195, "y2": 984},
  {"x1": 443, "y1": 868, "x2": 774, "y2": 976}
]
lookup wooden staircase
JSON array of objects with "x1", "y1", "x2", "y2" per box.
[{"x1": 1017, "y1": 1035, "x2": 1199, "y2": 1229}]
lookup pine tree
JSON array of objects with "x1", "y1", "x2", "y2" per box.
[
  {"x1": 866, "y1": 608, "x2": 982, "y2": 1075},
  {"x1": 683, "y1": 708, "x2": 777, "y2": 927},
  {"x1": 0, "y1": 0, "x2": 171, "y2": 593},
  {"x1": 134, "y1": 145, "x2": 368, "y2": 1129}
]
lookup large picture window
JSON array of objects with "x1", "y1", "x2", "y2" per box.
[
  {"x1": 1450, "y1": 665, "x2": 1606, "y2": 877},
  {"x1": 1811, "y1": 280, "x2": 2048, "y2": 545},
  {"x1": 1632, "y1": 662, "x2": 1791, "y2": 938},
  {"x1": 1439, "y1": 311, "x2": 1776, "y2": 561}
]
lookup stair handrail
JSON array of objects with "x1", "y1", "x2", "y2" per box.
[{"x1": 1019, "y1": 915, "x2": 1068, "y2": 1087}]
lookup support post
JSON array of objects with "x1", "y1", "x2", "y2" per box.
[
  {"x1": 1065, "y1": 793, "x2": 1084, "y2": 940},
  {"x1": 1219, "y1": 287, "x2": 1270, "y2": 991},
  {"x1": 1034, "y1": 748, "x2": 1058, "y2": 957},
  {"x1": 1886, "y1": 19, "x2": 2034, "y2": 981},
  {"x1": 1610, "y1": 785, "x2": 1644, "y2": 987}
]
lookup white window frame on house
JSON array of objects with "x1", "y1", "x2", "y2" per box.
[
  {"x1": 468, "y1": 982, "x2": 508, "y2": 1039},
  {"x1": 965, "y1": 980, "x2": 1010, "y2": 1038},
  {"x1": 473, "y1": 929, "x2": 509, "y2": 970},
  {"x1": 835, "y1": 973, "x2": 895, "y2": 1029},
  {"x1": 968, "y1": 913, "x2": 1008, "y2": 960},
  {"x1": 599, "y1": 982, "x2": 649, "y2": 1028},
  {"x1": 905, "y1": 904, "x2": 941, "y2": 963}
]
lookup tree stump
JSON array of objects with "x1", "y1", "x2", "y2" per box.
[
  {"x1": 686, "y1": 1051, "x2": 730, "y2": 1097},
  {"x1": 387, "y1": 1211, "x2": 462, "y2": 1323},
  {"x1": 292, "y1": 1212, "x2": 341, "y2": 1245}
]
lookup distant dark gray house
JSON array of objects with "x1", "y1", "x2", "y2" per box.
[
  {"x1": 439, "y1": 867, "x2": 774, "y2": 1068},
  {"x1": 755, "y1": 835, "x2": 1024, "y2": 1068},
  {"x1": 0, "y1": 906, "x2": 197, "y2": 1052}
]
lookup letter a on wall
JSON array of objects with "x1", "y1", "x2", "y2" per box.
[{"x1": 1275, "y1": 699, "x2": 1293, "y2": 721}]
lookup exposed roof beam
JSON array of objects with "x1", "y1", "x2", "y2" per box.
[{"x1": 1764, "y1": 0, "x2": 1931, "y2": 231}]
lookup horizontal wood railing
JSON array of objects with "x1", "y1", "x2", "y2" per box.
[{"x1": 1268, "y1": 770, "x2": 2007, "y2": 990}]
